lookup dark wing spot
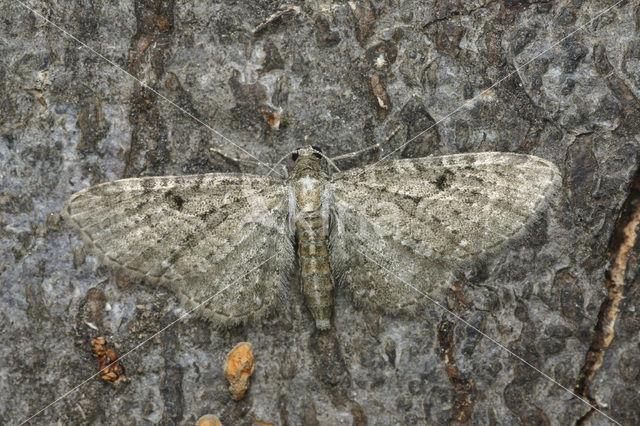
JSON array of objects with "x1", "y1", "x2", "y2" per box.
[
  {"x1": 142, "y1": 178, "x2": 155, "y2": 190},
  {"x1": 434, "y1": 169, "x2": 454, "y2": 190},
  {"x1": 165, "y1": 191, "x2": 185, "y2": 211}
]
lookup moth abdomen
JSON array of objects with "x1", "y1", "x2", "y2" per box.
[
  {"x1": 296, "y1": 222, "x2": 333, "y2": 330},
  {"x1": 290, "y1": 146, "x2": 335, "y2": 330}
]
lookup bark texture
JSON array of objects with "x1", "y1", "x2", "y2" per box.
[{"x1": 1, "y1": 1, "x2": 639, "y2": 424}]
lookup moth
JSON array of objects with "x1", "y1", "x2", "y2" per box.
[{"x1": 62, "y1": 148, "x2": 560, "y2": 330}]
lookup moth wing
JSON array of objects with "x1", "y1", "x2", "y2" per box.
[
  {"x1": 62, "y1": 173, "x2": 294, "y2": 326},
  {"x1": 330, "y1": 152, "x2": 560, "y2": 312}
]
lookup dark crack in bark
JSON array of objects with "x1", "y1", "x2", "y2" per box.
[
  {"x1": 123, "y1": 0, "x2": 175, "y2": 178},
  {"x1": 437, "y1": 318, "x2": 475, "y2": 423},
  {"x1": 575, "y1": 162, "x2": 640, "y2": 425},
  {"x1": 349, "y1": 0, "x2": 376, "y2": 45},
  {"x1": 593, "y1": 44, "x2": 640, "y2": 136},
  {"x1": 311, "y1": 329, "x2": 349, "y2": 389},
  {"x1": 310, "y1": 329, "x2": 368, "y2": 425},
  {"x1": 278, "y1": 393, "x2": 289, "y2": 426},
  {"x1": 160, "y1": 313, "x2": 185, "y2": 425}
]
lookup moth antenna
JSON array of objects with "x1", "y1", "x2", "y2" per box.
[
  {"x1": 314, "y1": 149, "x2": 341, "y2": 173},
  {"x1": 266, "y1": 151, "x2": 293, "y2": 177},
  {"x1": 330, "y1": 143, "x2": 381, "y2": 163}
]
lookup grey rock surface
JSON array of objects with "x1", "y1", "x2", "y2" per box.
[{"x1": 1, "y1": 1, "x2": 639, "y2": 425}]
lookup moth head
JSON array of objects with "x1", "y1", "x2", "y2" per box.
[{"x1": 291, "y1": 146, "x2": 322, "y2": 162}]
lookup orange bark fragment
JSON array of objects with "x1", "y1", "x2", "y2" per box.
[
  {"x1": 224, "y1": 342, "x2": 255, "y2": 400},
  {"x1": 196, "y1": 414, "x2": 222, "y2": 426},
  {"x1": 90, "y1": 336, "x2": 126, "y2": 384}
]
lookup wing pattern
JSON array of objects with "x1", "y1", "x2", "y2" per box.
[
  {"x1": 63, "y1": 152, "x2": 559, "y2": 325},
  {"x1": 330, "y1": 152, "x2": 560, "y2": 312},
  {"x1": 62, "y1": 173, "x2": 294, "y2": 326}
]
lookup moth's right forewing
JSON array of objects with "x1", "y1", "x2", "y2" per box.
[
  {"x1": 329, "y1": 152, "x2": 560, "y2": 312},
  {"x1": 62, "y1": 174, "x2": 295, "y2": 327}
]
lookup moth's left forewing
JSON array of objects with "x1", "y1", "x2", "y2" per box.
[
  {"x1": 329, "y1": 152, "x2": 560, "y2": 312},
  {"x1": 62, "y1": 174, "x2": 295, "y2": 327}
]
